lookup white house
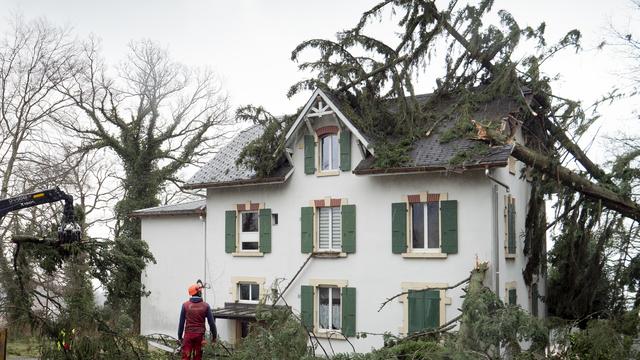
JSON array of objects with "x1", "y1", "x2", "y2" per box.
[
  {"x1": 134, "y1": 200, "x2": 207, "y2": 337},
  {"x1": 136, "y1": 88, "x2": 545, "y2": 354}
]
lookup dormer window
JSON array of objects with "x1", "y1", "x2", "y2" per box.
[{"x1": 321, "y1": 134, "x2": 340, "y2": 171}]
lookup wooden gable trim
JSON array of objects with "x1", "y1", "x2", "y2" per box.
[{"x1": 284, "y1": 88, "x2": 372, "y2": 154}]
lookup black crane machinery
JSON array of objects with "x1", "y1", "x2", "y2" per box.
[{"x1": 0, "y1": 187, "x2": 82, "y2": 244}]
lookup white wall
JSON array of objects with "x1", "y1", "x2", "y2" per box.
[
  {"x1": 140, "y1": 215, "x2": 206, "y2": 338},
  {"x1": 138, "y1": 123, "x2": 535, "y2": 354},
  {"x1": 492, "y1": 158, "x2": 544, "y2": 317},
  {"x1": 203, "y1": 129, "x2": 529, "y2": 354}
]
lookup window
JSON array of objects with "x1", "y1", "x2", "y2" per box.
[
  {"x1": 508, "y1": 288, "x2": 517, "y2": 305},
  {"x1": 318, "y1": 207, "x2": 341, "y2": 251},
  {"x1": 531, "y1": 283, "x2": 539, "y2": 317},
  {"x1": 225, "y1": 208, "x2": 272, "y2": 255},
  {"x1": 240, "y1": 211, "x2": 259, "y2": 251},
  {"x1": 408, "y1": 290, "x2": 440, "y2": 333},
  {"x1": 505, "y1": 195, "x2": 516, "y2": 256},
  {"x1": 391, "y1": 196, "x2": 458, "y2": 256},
  {"x1": 318, "y1": 286, "x2": 341, "y2": 331},
  {"x1": 320, "y1": 134, "x2": 339, "y2": 171},
  {"x1": 505, "y1": 282, "x2": 517, "y2": 306},
  {"x1": 300, "y1": 283, "x2": 356, "y2": 337},
  {"x1": 411, "y1": 201, "x2": 440, "y2": 252},
  {"x1": 401, "y1": 282, "x2": 447, "y2": 335},
  {"x1": 238, "y1": 283, "x2": 260, "y2": 303},
  {"x1": 301, "y1": 202, "x2": 355, "y2": 255}
]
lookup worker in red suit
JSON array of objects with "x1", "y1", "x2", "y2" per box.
[{"x1": 178, "y1": 283, "x2": 217, "y2": 360}]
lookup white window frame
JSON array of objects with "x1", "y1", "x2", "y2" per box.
[
  {"x1": 239, "y1": 210, "x2": 259, "y2": 252},
  {"x1": 320, "y1": 133, "x2": 340, "y2": 171},
  {"x1": 237, "y1": 282, "x2": 260, "y2": 304},
  {"x1": 316, "y1": 286, "x2": 342, "y2": 332},
  {"x1": 316, "y1": 206, "x2": 341, "y2": 252},
  {"x1": 409, "y1": 201, "x2": 441, "y2": 253}
]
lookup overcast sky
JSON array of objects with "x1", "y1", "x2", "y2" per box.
[{"x1": 1, "y1": 0, "x2": 638, "y2": 162}]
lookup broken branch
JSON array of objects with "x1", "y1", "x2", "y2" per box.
[{"x1": 378, "y1": 276, "x2": 470, "y2": 312}]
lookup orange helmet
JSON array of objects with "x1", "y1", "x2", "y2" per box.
[{"x1": 188, "y1": 284, "x2": 202, "y2": 296}]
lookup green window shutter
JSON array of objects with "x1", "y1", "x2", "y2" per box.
[
  {"x1": 440, "y1": 200, "x2": 458, "y2": 254},
  {"x1": 408, "y1": 290, "x2": 425, "y2": 334},
  {"x1": 301, "y1": 207, "x2": 314, "y2": 253},
  {"x1": 508, "y1": 288, "x2": 517, "y2": 306},
  {"x1": 300, "y1": 285, "x2": 314, "y2": 330},
  {"x1": 392, "y1": 202, "x2": 407, "y2": 254},
  {"x1": 300, "y1": 285, "x2": 313, "y2": 331},
  {"x1": 531, "y1": 284, "x2": 539, "y2": 317},
  {"x1": 224, "y1": 210, "x2": 236, "y2": 254},
  {"x1": 339, "y1": 131, "x2": 351, "y2": 172},
  {"x1": 304, "y1": 135, "x2": 316, "y2": 175},
  {"x1": 259, "y1": 208, "x2": 272, "y2": 253},
  {"x1": 508, "y1": 201, "x2": 516, "y2": 254},
  {"x1": 424, "y1": 290, "x2": 440, "y2": 330},
  {"x1": 408, "y1": 289, "x2": 441, "y2": 333},
  {"x1": 341, "y1": 287, "x2": 356, "y2": 337},
  {"x1": 341, "y1": 204, "x2": 356, "y2": 254}
]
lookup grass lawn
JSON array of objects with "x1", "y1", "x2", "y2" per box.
[{"x1": 7, "y1": 336, "x2": 40, "y2": 357}]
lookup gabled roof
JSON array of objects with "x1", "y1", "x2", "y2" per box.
[
  {"x1": 182, "y1": 88, "x2": 521, "y2": 189},
  {"x1": 184, "y1": 125, "x2": 293, "y2": 189},
  {"x1": 284, "y1": 88, "x2": 372, "y2": 153},
  {"x1": 131, "y1": 200, "x2": 206, "y2": 217}
]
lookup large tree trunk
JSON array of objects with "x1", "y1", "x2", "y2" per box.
[{"x1": 512, "y1": 143, "x2": 640, "y2": 221}]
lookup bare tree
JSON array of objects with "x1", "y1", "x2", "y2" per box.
[
  {"x1": 0, "y1": 16, "x2": 78, "y2": 200},
  {"x1": 57, "y1": 38, "x2": 232, "y2": 331},
  {"x1": 0, "y1": 17, "x2": 81, "y2": 327}
]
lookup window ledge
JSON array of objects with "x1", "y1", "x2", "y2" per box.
[
  {"x1": 316, "y1": 170, "x2": 340, "y2": 177},
  {"x1": 505, "y1": 253, "x2": 516, "y2": 260},
  {"x1": 313, "y1": 251, "x2": 347, "y2": 258},
  {"x1": 402, "y1": 252, "x2": 448, "y2": 259},
  {"x1": 232, "y1": 252, "x2": 264, "y2": 257},
  {"x1": 312, "y1": 330, "x2": 350, "y2": 340}
]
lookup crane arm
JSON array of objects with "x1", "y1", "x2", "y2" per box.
[{"x1": 0, "y1": 187, "x2": 81, "y2": 243}]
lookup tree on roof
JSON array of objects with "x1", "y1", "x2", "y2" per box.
[{"x1": 238, "y1": 0, "x2": 640, "y2": 322}]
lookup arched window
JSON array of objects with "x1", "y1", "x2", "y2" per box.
[{"x1": 321, "y1": 133, "x2": 339, "y2": 170}]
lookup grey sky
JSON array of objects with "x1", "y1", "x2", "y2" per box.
[{"x1": 1, "y1": 0, "x2": 637, "y2": 162}]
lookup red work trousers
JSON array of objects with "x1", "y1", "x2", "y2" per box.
[{"x1": 181, "y1": 332, "x2": 204, "y2": 360}]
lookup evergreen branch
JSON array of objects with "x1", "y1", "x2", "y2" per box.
[{"x1": 378, "y1": 276, "x2": 471, "y2": 312}]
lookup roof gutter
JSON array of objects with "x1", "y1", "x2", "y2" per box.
[
  {"x1": 130, "y1": 208, "x2": 206, "y2": 218},
  {"x1": 484, "y1": 168, "x2": 510, "y2": 193},
  {"x1": 352, "y1": 161, "x2": 507, "y2": 176}
]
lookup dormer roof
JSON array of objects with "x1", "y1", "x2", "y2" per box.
[{"x1": 284, "y1": 88, "x2": 372, "y2": 154}]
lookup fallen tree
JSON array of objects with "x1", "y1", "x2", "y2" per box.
[{"x1": 237, "y1": 0, "x2": 640, "y2": 320}]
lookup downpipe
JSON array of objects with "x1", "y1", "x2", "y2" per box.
[{"x1": 485, "y1": 168, "x2": 508, "y2": 295}]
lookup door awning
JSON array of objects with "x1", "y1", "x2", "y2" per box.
[{"x1": 212, "y1": 302, "x2": 290, "y2": 320}]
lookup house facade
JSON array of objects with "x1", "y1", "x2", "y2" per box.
[
  {"x1": 134, "y1": 201, "x2": 207, "y2": 338},
  {"x1": 139, "y1": 88, "x2": 545, "y2": 354}
]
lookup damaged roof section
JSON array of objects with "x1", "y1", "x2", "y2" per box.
[
  {"x1": 354, "y1": 96, "x2": 521, "y2": 174},
  {"x1": 184, "y1": 88, "x2": 523, "y2": 189},
  {"x1": 184, "y1": 124, "x2": 293, "y2": 189}
]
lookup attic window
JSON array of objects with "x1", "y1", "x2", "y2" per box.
[{"x1": 321, "y1": 134, "x2": 339, "y2": 171}]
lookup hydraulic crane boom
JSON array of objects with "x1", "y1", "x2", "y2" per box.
[{"x1": 0, "y1": 187, "x2": 82, "y2": 243}]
